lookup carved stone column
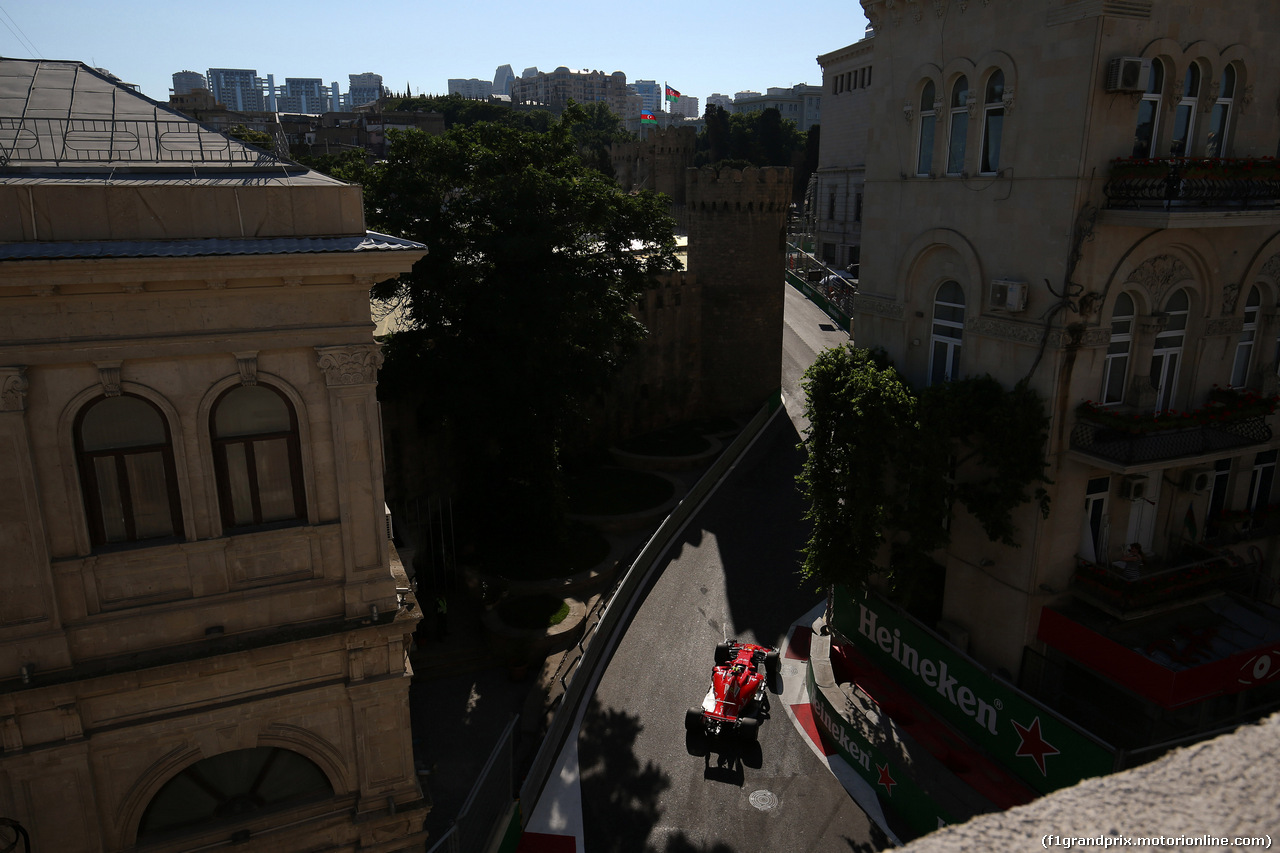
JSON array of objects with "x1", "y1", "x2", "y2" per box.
[
  {"x1": 0, "y1": 367, "x2": 70, "y2": 671},
  {"x1": 315, "y1": 345, "x2": 396, "y2": 618}
]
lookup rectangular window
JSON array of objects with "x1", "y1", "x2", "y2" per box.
[
  {"x1": 947, "y1": 111, "x2": 968, "y2": 175},
  {"x1": 1206, "y1": 457, "x2": 1232, "y2": 538},
  {"x1": 828, "y1": 191, "x2": 837, "y2": 220},
  {"x1": 1248, "y1": 450, "x2": 1277, "y2": 513},
  {"x1": 980, "y1": 108, "x2": 1003, "y2": 174},
  {"x1": 918, "y1": 113, "x2": 936, "y2": 176},
  {"x1": 1080, "y1": 476, "x2": 1111, "y2": 564}
]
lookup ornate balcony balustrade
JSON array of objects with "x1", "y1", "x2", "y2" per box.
[
  {"x1": 1070, "y1": 416, "x2": 1270, "y2": 466},
  {"x1": 1071, "y1": 389, "x2": 1276, "y2": 467},
  {"x1": 1071, "y1": 547, "x2": 1255, "y2": 619},
  {"x1": 1103, "y1": 157, "x2": 1280, "y2": 210}
]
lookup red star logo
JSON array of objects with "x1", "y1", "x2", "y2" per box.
[
  {"x1": 876, "y1": 763, "x2": 897, "y2": 796},
  {"x1": 1012, "y1": 716, "x2": 1060, "y2": 776}
]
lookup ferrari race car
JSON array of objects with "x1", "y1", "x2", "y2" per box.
[{"x1": 684, "y1": 640, "x2": 780, "y2": 741}]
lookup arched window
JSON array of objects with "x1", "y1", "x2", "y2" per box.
[
  {"x1": 930, "y1": 281, "x2": 965, "y2": 385},
  {"x1": 979, "y1": 70, "x2": 1005, "y2": 175},
  {"x1": 211, "y1": 385, "x2": 305, "y2": 530},
  {"x1": 917, "y1": 81, "x2": 937, "y2": 176},
  {"x1": 75, "y1": 394, "x2": 183, "y2": 546},
  {"x1": 138, "y1": 747, "x2": 333, "y2": 840},
  {"x1": 946, "y1": 76, "x2": 969, "y2": 176},
  {"x1": 1133, "y1": 59, "x2": 1164, "y2": 158},
  {"x1": 1206, "y1": 64, "x2": 1235, "y2": 157},
  {"x1": 1231, "y1": 286, "x2": 1260, "y2": 388},
  {"x1": 1171, "y1": 63, "x2": 1200, "y2": 156},
  {"x1": 1102, "y1": 292, "x2": 1135, "y2": 405},
  {"x1": 1151, "y1": 288, "x2": 1189, "y2": 413}
]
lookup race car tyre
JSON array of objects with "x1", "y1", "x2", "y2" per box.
[
  {"x1": 737, "y1": 716, "x2": 759, "y2": 742},
  {"x1": 764, "y1": 650, "x2": 780, "y2": 678},
  {"x1": 685, "y1": 707, "x2": 705, "y2": 734},
  {"x1": 714, "y1": 643, "x2": 733, "y2": 665}
]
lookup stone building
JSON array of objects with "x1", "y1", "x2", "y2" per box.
[
  {"x1": 0, "y1": 59, "x2": 429, "y2": 851},
  {"x1": 813, "y1": 39, "x2": 874, "y2": 271},
  {"x1": 595, "y1": 165, "x2": 793, "y2": 440},
  {"x1": 846, "y1": 0, "x2": 1280, "y2": 762},
  {"x1": 610, "y1": 125, "x2": 697, "y2": 205},
  {"x1": 509, "y1": 67, "x2": 630, "y2": 116}
]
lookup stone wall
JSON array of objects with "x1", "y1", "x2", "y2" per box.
[{"x1": 686, "y1": 165, "x2": 792, "y2": 418}]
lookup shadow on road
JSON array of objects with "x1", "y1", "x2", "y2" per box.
[{"x1": 579, "y1": 696, "x2": 670, "y2": 853}]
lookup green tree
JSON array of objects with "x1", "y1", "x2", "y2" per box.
[
  {"x1": 226, "y1": 123, "x2": 274, "y2": 152},
  {"x1": 363, "y1": 107, "x2": 679, "y2": 553},
  {"x1": 701, "y1": 104, "x2": 731, "y2": 164},
  {"x1": 568, "y1": 100, "x2": 629, "y2": 176},
  {"x1": 798, "y1": 346, "x2": 1051, "y2": 593}
]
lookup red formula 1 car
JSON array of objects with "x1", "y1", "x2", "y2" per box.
[{"x1": 684, "y1": 640, "x2": 780, "y2": 741}]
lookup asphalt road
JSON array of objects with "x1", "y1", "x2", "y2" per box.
[{"x1": 577, "y1": 287, "x2": 886, "y2": 853}]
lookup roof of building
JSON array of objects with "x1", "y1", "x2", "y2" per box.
[
  {"x1": 0, "y1": 232, "x2": 425, "y2": 262},
  {"x1": 0, "y1": 57, "x2": 341, "y2": 187}
]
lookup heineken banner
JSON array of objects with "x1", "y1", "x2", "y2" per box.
[
  {"x1": 807, "y1": 664, "x2": 955, "y2": 837},
  {"x1": 832, "y1": 586, "x2": 1117, "y2": 795}
]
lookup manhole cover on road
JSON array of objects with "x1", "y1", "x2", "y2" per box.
[{"x1": 749, "y1": 789, "x2": 778, "y2": 811}]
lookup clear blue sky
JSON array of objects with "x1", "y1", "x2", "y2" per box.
[{"x1": 1, "y1": 1, "x2": 868, "y2": 109}]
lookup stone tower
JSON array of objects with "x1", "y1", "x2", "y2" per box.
[
  {"x1": 611, "y1": 125, "x2": 697, "y2": 204},
  {"x1": 685, "y1": 165, "x2": 793, "y2": 417}
]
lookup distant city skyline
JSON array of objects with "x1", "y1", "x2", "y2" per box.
[{"x1": 1, "y1": 0, "x2": 868, "y2": 112}]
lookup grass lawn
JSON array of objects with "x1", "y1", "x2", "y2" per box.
[{"x1": 497, "y1": 594, "x2": 570, "y2": 630}]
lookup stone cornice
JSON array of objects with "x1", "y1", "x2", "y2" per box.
[{"x1": 851, "y1": 294, "x2": 905, "y2": 319}]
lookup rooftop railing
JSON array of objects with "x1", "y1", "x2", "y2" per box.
[{"x1": 0, "y1": 116, "x2": 287, "y2": 168}]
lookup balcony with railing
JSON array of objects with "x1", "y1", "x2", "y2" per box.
[
  {"x1": 1070, "y1": 545, "x2": 1257, "y2": 620},
  {"x1": 1103, "y1": 157, "x2": 1280, "y2": 210},
  {"x1": 1070, "y1": 388, "x2": 1276, "y2": 469}
]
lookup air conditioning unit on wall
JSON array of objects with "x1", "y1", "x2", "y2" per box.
[
  {"x1": 1120, "y1": 474, "x2": 1148, "y2": 501},
  {"x1": 989, "y1": 279, "x2": 1028, "y2": 313},
  {"x1": 1105, "y1": 56, "x2": 1151, "y2": 93},
  {"x1": 1181, "y1": 468, "x2": 1212, "y2": 493}
]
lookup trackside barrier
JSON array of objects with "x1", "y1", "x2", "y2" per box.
[
  {"x1": 426, "y1": 715, "x2": 518, "y2": 853},
  {"x1": 785, "y1": 243, "x2": 855, "y2": 332},
  {"x1": 517, "y1": 393, "x2": 785, "y2": 817}
]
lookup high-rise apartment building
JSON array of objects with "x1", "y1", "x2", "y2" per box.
[
  {"x1": 670, "y1": 94, "x2": 700, "y2": 119},
  {"x1": 171, "y1": 70, "x2": 206, "y2": 96},
  {"x1": 346, "y1": 72, "x2": 384, "y2": 109},
  {"x1": 448, "y1": 78, "x2": 493, "y2": 99},
  {"x1": 275, "y1": 77, "x2": 332, "y2": 114},
  {"x1": 510, "y1": 67, "x2": 630, "y2": 116},
  {"x1": 493, "y1": 64, "x2": 514, "y2": 96},
  {"x1": 630, "y1": 79, "x2": 661, "y2": 114},
  {"x1": 206, "y1": 67, "x2": 267, "y2": 112}
]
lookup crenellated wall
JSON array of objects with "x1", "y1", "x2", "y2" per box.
[
  {"x1": 685, "y1": 166, "x2": 792, "y2": 418},
  {"x1": 611, "y1": 126, "x2": 697, "y2": 204}
]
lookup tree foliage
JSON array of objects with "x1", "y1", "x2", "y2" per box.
[
  {"x1": 360, "y1": 106, "x2": 679, "y2": 547},
  {"x1": 695, "y1": 106, "x2": 806, "y2": 168},
  {"x1": 798, "y1": 346, "x2": 1051, "y2": 593},
  {"x1": 227, "y1": 123, "x2": 274, "y2": 152}
]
